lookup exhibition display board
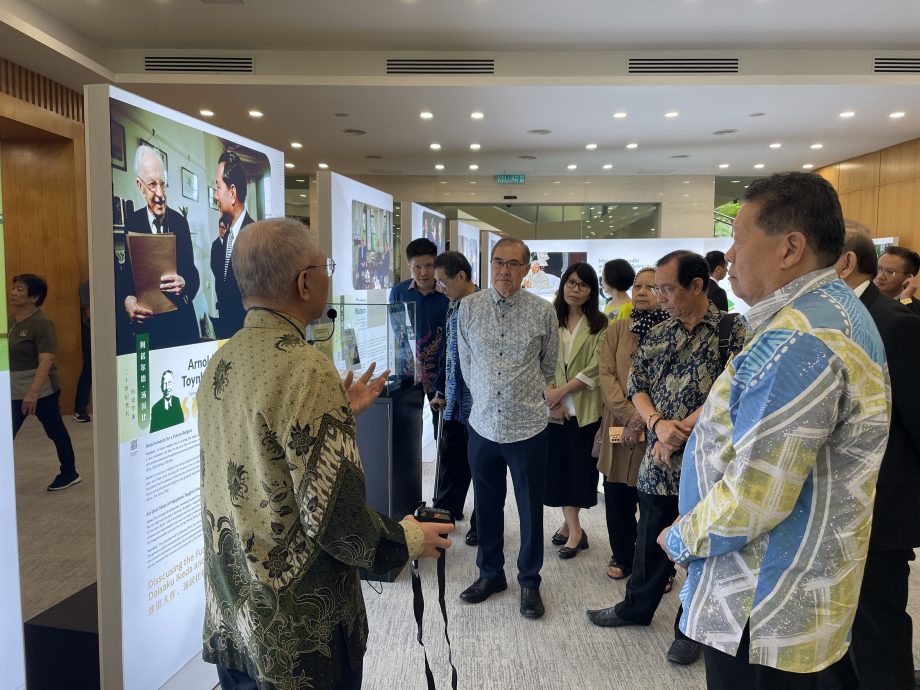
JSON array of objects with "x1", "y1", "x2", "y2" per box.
[
  {"x1": 452, "y1": 220, "x2": 481, "y2": 287},
  {"x1": 409, "y1": 202, "x2": 446, "y2": 254},
  {"x1": 484, "y1": 231, "x2": 502, "y2": 288},
  {"x1": 525, "y1": 238, "x2": 749, "y2": 314},
  {"x1": 0, "y1": 144, "x2": 27, "y2": 690},
  {"x1": 85, "y1": 85, "x2": 284, "y2": 689}
]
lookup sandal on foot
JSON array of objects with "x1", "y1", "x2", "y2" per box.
[
  {"x1": 664, "y1": 574, "x2": 675, "y2": 593},
  {"x1": 606, "y1": 559, "x2": 631, "y2": 580}
]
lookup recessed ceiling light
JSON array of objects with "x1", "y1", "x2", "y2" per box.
[
  {"x1": 318, "y1": 162, "x2": 329, "y2": 169},
  {"x1": 284, "y1": 162, "x2": 294, "y2": 168},
  {"x1": 567, "y1": 164, "x2": 577, "y2": 170},
  {"x1": 470, "y1": 111, "x2": 484, "y2": 120},
  {"x1": 584, "y1": 180, "x2": 591, "y2": 184},
  {"x1": 430, "y1": 143, "x2": 441, "y2": 150},
  {"x1": 683, "y1": 180, "x2": 691, "y2": 184},
  {"x1": 469, "y1": 164, "x2": 479, "y2": 170},
  {"x1": 890, "y1": 111, "x2": 906, "y2": 119},
  {"x1": 299, "y1": 194, "x2": 307, "y2": 198},
  {"x1": 248, "y1": 110, "x2": 263, "y2": 118},
  {"x1": 665, "y1": 111, "x2": 679, "y2": 118},
  {"x1": 435, "y1": 163, "x2": 444, "y2": 170},
  {"x1": 602, "y1": 163, "x2": 613, "y2": 170},
  {"x1": 470, "y1": 143, "x2": 481, "y2": 150},
  {"x1": 803, "y1": 163, "x2": 815, "y2": 169},
  {"x1": 718, "y1": 163, "x2": 730, "y2": 168},
  {"x1": 810, "y1": 143, "x2": 823, "y2": 149},
  {"x1": 469, "y1": 180, "x2": 477, "y2": 184},
  {"x1": 769, "y1": 143, "x2": 782, "y2": 149},
  {"x1": 839, "y1": 111, "x2": 855, "y2": 118},
  {"x1": 683, "y1": 193, "x2": 690, "y2": 197},
  {"x1": 295, "y1": 178, "x2": 305, "y2": 182},
  {"x1": 440, "y1": 180, "x2": 447, "y2": 184},
  {"x1": 731, "y1": 179, "x2": 741, "y2": 183},
  {"x1": 553, "y1": 180, "x2": 561, "y2": 184},
  {"x1": 754, "y1": 163, "x2": 765, "y2": 169},
  {"x1": 626, "y1": 143, "x2": 638, "y2": 149},
  {"x1": 420, "y1": 111, "x2": 433, "y2": 119},
  {"x1": 199, "y1": 109, "x2": 214, "y2": 117},
  {"x1": 613, "y1": 112, "x2": 627, "y2": 119},
  {"x1": 291, "y1": 142, "x2": 302, "y2": 149},
  {"x1": 585, "y1": 143, "x2": 597, "y2": 150},
  {"x1": 632, "y1": 206, "x2": 638, "y2": 210}
]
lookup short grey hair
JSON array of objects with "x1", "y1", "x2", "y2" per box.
[
  {"x1": 232, "y1": 217, "x2": 321, "y2": 302},
  {"x1": 491, "y1": 237, "x2": 530, "y2": 264},
  {"x1": 134, "y1": 144, "x2": 165, "y2": 179}
]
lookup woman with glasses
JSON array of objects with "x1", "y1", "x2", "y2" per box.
[
  {"x1": 596, "y1": 268, "x2": 668, "y2": 580},
  {"x1": 544, "y1": 262, "x2": 608, "y2": 558}
]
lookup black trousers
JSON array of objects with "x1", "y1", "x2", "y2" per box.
[
  {"x1": 74, "y1": 324, "x2": 92, "y2": 414},
  {"x1": 12, "y1": 390, "x2": 76, "y2": 475},
  {"x1": 817, "y1": 549, "x2": 915, "y2": 690},
  {"x1": 603, "y1": 481, "x2": 638, "y2": 570},
  {"x1": 468, "y1": 426, "x2": 547, "y2": 588},
  {"x1": 217, "y1": 662, "x2": 363, "y2": 690},
  {"x1": 705, "y1": 623, "x2": 817, "y2": 690},
  {"x1": 615, "y1": 491, "x2": 681, "y2": 634},
  {"x1": 432, "y1": 418, "x2": 476, "y2": 531}
]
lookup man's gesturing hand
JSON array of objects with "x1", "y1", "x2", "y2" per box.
[{"x1": 343, "y1": 362, "x2": 391, "y2": 415}]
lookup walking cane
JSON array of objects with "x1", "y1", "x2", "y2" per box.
[{"x1": 432, "y1": 407, "x2": 446, "y2": 506}]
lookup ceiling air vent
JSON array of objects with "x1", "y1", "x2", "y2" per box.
[
  {"x1": 628, "y1": 58, "x2": 739, "y2": 74},
  {"x1": 144, "y1": 56, "x2": 254, "y2": 74},
  {"x1": 874, "y1": 57, "x2": 920, "y2": 74},
  {"x1": 386, "y1": 58, "x2": 495, "y2": 75}
]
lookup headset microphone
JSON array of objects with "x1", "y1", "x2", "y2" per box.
[{"x1": 308, "y1": 308, "x2": 337, "y2": 345}]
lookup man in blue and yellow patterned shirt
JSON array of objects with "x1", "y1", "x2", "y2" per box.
[{"x1": 661, "y1": 173, "x2": 890, "y2": 688}]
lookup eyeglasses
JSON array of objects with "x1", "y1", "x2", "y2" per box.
[
  {"x1": 565, "y1": 279, "x2": 590, "y2": 291},
  {"x1": 139, "y1": 178, "x2": 168, "y2": 193},
  {"x1": 491, "y1": 258, "x2": 526, "y2": 270},
  {"x1": 877, "y1": 268, "x2": 911, "y2": 278},
  {"x1": 649, "y1": 285, "x2": 675, "y2": 298},
  {"x1": 302, "y1": 259, "x2": 336, "y2": 277}
]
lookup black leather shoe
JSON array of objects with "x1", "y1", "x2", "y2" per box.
[
  {"x1": 551, "y1": 530, "x2": 567, "y2": 546},
  {"x1": 520, "y1": 587, "x2": 544, "y2": 619},
  {"x1": 586, "y1": 607, "x2": 642, "y2": 628},
  {"x1": 459, "y1": 577, "x2": 507, "y2": 604},
  {"x1": 559, "y1": 531, "x2": 589, "y2": 558},
  {"x1": 666, "y1": 639, "x2": 702, "y2": 665},
  {"x1": 465, "y1": 528, "x2": 478, "y2": 546}
]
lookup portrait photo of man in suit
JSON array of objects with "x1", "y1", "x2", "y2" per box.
[
  {"x1": 150, "y1": 370, "x2": 185, "y2": 433},
  {"x1": 117, "y1": 144, "x2": 201, "y2": 353},
  {"x1": 210, "y1": 151, "x2": 253, "y2": 339}
]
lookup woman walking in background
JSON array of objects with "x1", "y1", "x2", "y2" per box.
[{"x1": 544, "y1": 262, "x2": 608, "y2": 559}]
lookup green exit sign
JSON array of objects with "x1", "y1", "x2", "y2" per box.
[{"x1": 495, "y1": 174, "x2": 526, "y2": 184}]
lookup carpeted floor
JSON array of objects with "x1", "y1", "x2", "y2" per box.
[{"x1": 12, "y1": 423, "x2": 920, "y2": 689}]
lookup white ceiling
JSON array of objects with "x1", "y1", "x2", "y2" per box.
[
  {"x1": 22, "y1": 0, "x2": 920, "y2": 51},
  {"x1": 4, "y1": 0, "x2": 920, "y2": 179}
]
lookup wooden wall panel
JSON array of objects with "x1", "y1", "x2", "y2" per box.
[
  {"x1": 838, "y1": 187, "x2": 879, "y2": 232},
  {"x1": 880, "y1": 138, "x2": 920, "y2": 186},
  {"x1": 837, "y1": 151, "x2": 881, "y2": 194},
  {"x1": 2, "y1": 140, "x2": 84, "y2": 413},
  {"x1": 878, "y1": 178, "x2": 920, "y2": 248},
  {"x1": 816, "y1": 163, "x2": 839, "y2": 190},
  {"x1": 0, "y1": 58, "x2": 83, "y2": 123}
]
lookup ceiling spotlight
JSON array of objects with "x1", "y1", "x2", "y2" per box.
[
  {"x1": 295, "y1": 178, "x2": 306, "y2": 182},
  {"x1": 769, "y1": 143, "x2": 782, "y2": 149},
  {"x1": 567, "y1": 164, "x2": 577, "y2": 170},
  {"x1": 299, "y1": 194, "x2": 307, "y2": 198},
  {"x1": 430, "y1": 143, "x2": 441, "y2": 150},
  {"x1": 626, "y1": 143, "x2": 638, "y2": 149},
  {"x1": 890, "y1": 111, "x2": 906, "y2": 119},
  {"x1": 435, "y1": 163, "x2": 445, "y2": 170},
  {"x1": 318, "y1": 162, "x2": 329, "y2": 169},
  {"x1": 718, "y1": 163, "x2": 730, "y2": 168},
  {"x1": 602, "y1": 163, "x2": 613, "y2": 170},
  {"x1": 248, "y1": 110, "x2": 263, "y2": 118},
  {"x1": 291, "y1": 142, "x2": 303, "y2": 149},
  {"x1": 665, "y1": 111, "x2": 679, "y2": 118},
  {"x1": 469, "y1": 180, "x2": 477, "y2": 184},
  {"x1": 470, "y1": 143, "x2": 481, "y2": 150},
  {"x1": 632, "y1": 206, "x2": 638, "y2": 210},
  {"x1": 470, "y1": 111, "x2": 484, "y2": 120},
  {"x1": 613, "y1": 112, "x2": 627, "y2": 119},
  {"x1": 839, "y1": 111, "x2": 855, "y2": 118},
  {"x1": 553, "y1": 180, "x2": 561, "y2": 184},
  {"x1": 199, "y1": 109, "x2": 214, "y2": 117},
  {"x1": 810, "y1": 143, "x2": 824, "y2": 149},
  {"x1": 731, "y1": 179, "x2": 741, "y2": 183},
  {"x1": 803, "y1": 163, "x2": 815, "y2": 169},
  {"x1": 469, "y1": 164, "x2": 479, "y2": 170},
  {"x1": 585, "y1": 143, "x2": 598, "y2": 150},
  {"x1": 420, "y1": 111, "x2": 433, "y2": 119},
  {"x1": 754, "y1": 163, "x2": 765, "y2": 169},
  {"x1": 284, "y1": 162, "x2": 294, "y2": 169}
]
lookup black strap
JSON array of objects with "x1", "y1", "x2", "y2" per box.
[
  {"x1": 717, "y1": 312, "x2": 739, "y2": 367},
  {"x1": 411, "y1": 551, "x2": 458, "y2": 690}
]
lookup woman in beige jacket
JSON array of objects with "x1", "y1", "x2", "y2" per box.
[{"x1": 597, "y1": 268, "x2": 665, "y2": 579}]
